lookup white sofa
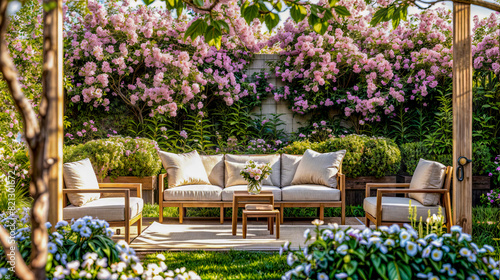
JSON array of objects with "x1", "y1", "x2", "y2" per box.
[{"x1": 158, "y1": 153, "x2": 346, "y2": 224}]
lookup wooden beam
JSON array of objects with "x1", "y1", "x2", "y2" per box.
[
  {"x1": 46, "y1": 0, "x2": 64, "y2": 228},
  {"x1": 452, "y1": 2, "x2": 473, "y2": 234}
]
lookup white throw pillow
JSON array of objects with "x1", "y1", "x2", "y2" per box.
[
  {"x1": 200, "y1": 154, "x2": 225, "y2": 187},
  {"x1": 63, "y1": 158, "x2": 101, "y2": 207},
  {"x1": 158, "y1": 150, "x2": 211, "y2": 188},
  {"x1": 225, "y1": 161, "x2": 273, "y2": 188},
  {"x1": 291, "y1": 149, "x2": 346, "y2": 188},
  {"x1": 409, "y1": 159, "x2": 447, "y2": 206}
]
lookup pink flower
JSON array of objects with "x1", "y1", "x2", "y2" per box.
[{"x1": 180, "y1": 130, "x2": 188, "y2": 139}]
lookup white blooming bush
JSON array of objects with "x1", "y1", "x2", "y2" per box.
[
  {"x1": 281, "y1": 220, "x2": 500, "y2": 280},
  {"x1": 0, "y1": 209, "x2": 199, "y2": 279}
]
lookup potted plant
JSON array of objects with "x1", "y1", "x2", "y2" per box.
[{"x1": 240, "y1": 160, "x2": 272, "y2": 194}]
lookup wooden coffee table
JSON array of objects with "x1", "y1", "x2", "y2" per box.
[{"x1": 232, "y1": 191, "x2": 274, "y2": 236}]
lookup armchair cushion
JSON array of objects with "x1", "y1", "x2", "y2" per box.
[
  {"x1": 200, "y1": 154, "x2": 225, "y2": 187},
  {"x1": 225, "y1": 161, "x2": 272, "y2": 188},
  {"x1": 63, "y1": 158, "x2": 100, "y2": 207},
  {"x1": 409, "y1": 159, "x2": 447, "y2": 206},
  {"x1": 63, "y1": 197, "x2": 143, "y2": 221},
  {"x1": 291, "y1": 149, "x2": 346, "y2": 188},
  {"x1": 158, "y1": 150, "x2": 210, "y2": 188},
  {"x1": 364, "y1": 196, "x2": 443, "y2": 222},
  {"x1": 282, "y1": 185, "x2": 340, "y2": 201},
  {"x1": 222, "y1": 185, "x2": 281, "y2": 201},
  {"x1": 164, "y1": 184, "x2": 222, "y2": 201},
  {"x1": 281, "y1": 154, "x2": 302, "y2": 187},
  {"x1": 225, "y1": 154, "x2": 281, "y2": 187}
]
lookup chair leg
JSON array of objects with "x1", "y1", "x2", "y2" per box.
[
  {"x1": 267, "y1": 217, "x2": 271, "y2": 231},
  {"x1": 125, "y1": 222, "x2": 130, "y2": 244},
  {"x1": 270, "y1": 217, "x2": 274, "y2": 235},
  {"x1": 220, "y1": 206, "x2": 224, "y2": 224},
  {"x1": 159, "y1": 201, "x2": 163, "y2": 223},
  {"x1": 137, "y1": 216, "x2": 142, "y2": 236},
  {"x1": 319, "y1": 204, "x2": 324, "y2": 221},
  {"x1": 242, "y1": 213, "x2": 247, "y2": 239},
  {"x1": 276, "y1": 213, "x2": 280, "y2": 239},
  {"x1": 365, "y1": 214, "x2": 370, "y2": 227},
  {"x1": 179, "y1": 205, "x2": 184, "y2": 224},
  {"x1": 280, "y1": 204, "x2": 284, "y2": 224}
]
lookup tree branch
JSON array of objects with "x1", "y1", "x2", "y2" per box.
[
  {"x1": 0, "y1": 224, "x2": 35, "y2": 280},
  {"x1": 414, "y1": 0, "x2": 500, "y2": 12}
]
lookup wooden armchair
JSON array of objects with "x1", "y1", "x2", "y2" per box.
[
  {"x1": 63, "y1": 183, "x2": 143, "y2": 244},
  {"x1": 364, "y1": 166, "x2": 453, "y2": 230}
]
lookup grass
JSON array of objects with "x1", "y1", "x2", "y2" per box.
[
  {"x1": 472, "y1": 207, "x2": 500, "y2": 259},
  {"x1": 143, "y1": 203, "x2": 365, "y2": 218},
  {"x1": 143, "y1": 250, "x2": 287, "y2": 280}
]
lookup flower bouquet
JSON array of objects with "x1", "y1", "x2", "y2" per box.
[{"x1": 240, "y1": 160, "x2": 272, "y2": 194}]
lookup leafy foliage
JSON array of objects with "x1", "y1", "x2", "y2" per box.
[
  {"x1": 283, "y1": 135, "x2": 401, "y2": 178},
  {"x1": 64, "y1": 137, "x2": 162, "y2": 179}
]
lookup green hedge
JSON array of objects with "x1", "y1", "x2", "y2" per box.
[
  {"x1": 64, "y1": 137, "x2": 162, "y2": 179},
  {"x1": 282, "y1": 135, "x2": 401, "y2": 178},
  {"x1": 399, "y1": 141, "x2": 494, "y2": 175}
]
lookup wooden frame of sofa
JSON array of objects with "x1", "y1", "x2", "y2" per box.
[
  {"x1": 365, "y1": 166, "x2": 453, "y2": 230},
  {"x1": 63, "y1": 183, "x2": 143, "y2": 244},
  {"x1": 158, "y1": 169, "x2": 346, "y2": 225}
]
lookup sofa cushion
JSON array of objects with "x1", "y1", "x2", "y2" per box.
[
  {"x1": 282, "y1": 185, "x2": 340, "y2": 201},
  {"x1": 200, "y1": 154, "x2": 225, "y2": 187},
  {"x1": 63, "y1": 197, "x2": 143, "y2": 221},
  {"x1": 409, "y1": 159, "x2": 447, "y2": 206},
  {"x1": 63, "y1": 158, "x2": 101, "y2": 207},
  {"x1": 158, "y1": 150, "x2": 211, "y2": 188},
  {"x1": 281, "y1": 154, "x2": 302, "y2": 187},
  {"x1": 164, "y1": 185, "x2": 222, "y2": 201},
  {"x1": 225, "y1": 161, "x2": 272, "y2": 188},
  {"x1": 363, "y1": 196, "x2": 443, "y2": 222},
  {"x1": 222, "y1": 185, "x2": 281, "y2": 201},
  {"x1": 225, "y1": 154, "x2": 281, "y2": 187},
  {"x1": 291, "y1": 149, "x2": 346, "y2": 188}
]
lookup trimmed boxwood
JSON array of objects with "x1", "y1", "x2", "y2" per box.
[
  {"x1": 64, "y1": 136, "x2": 162, "y2": 179},
  {"x1": 282, "y1": 135, "x2": 401, "y2": 178}
]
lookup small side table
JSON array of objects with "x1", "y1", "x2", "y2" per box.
[
  {"x1": 232, "y1": 191, "x2": 274, "y2": 236},
  {"x1": 243, "y1": 208, "x2": 280, "y2": 239}
]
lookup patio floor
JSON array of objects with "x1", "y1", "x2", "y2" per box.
[{"x1": 111, "y1": 217, "x2": 367, "y2": 253}]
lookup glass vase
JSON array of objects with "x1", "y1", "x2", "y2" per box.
[{"x1": 247, "y1": 181, "x2": 262, "y2": 195}]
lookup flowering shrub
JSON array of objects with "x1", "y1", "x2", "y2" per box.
[
  {"x1": 267, "y1": 1, "x2": 499, "y2": 123},
  {"x1": 64, "y1": 136, "x2": 162, "y2": 179},
  {"x1": 241, "y1": 160, "x2": 272, "y2": 193},
  {"x1": 65, "y1": 0, "x2": 267, "y2": 123},
  {"x1": 281, "y1": 221, "x2": 500, "y2": 280},
  {"x1": 0, "y1": 208, "x2": 200, "y2": 279},
  {"x1": 481, "y1": 189, "x2": 500, "y2": 208},
  {"x1": 488, "y1": 155, "x2": 500, "y2": 186},
  {"x1": 283, "y1": 134, "x2": 401, "y2": 178}
]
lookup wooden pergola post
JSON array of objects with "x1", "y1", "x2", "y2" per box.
[
  {"x1": 45, "y1": 0, "x2": 64, "y2": 227},
  {"x1": 452, "y1": 2, "x2": 473, "y2": 234}
]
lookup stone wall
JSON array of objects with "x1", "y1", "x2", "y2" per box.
[{"x1": 247, "y1": 54, "x2": 310, "y2": 133}]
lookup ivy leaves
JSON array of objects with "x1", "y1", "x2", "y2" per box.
[{"x1": 141, "y1": 0, "x2": 352, "y2": 49}]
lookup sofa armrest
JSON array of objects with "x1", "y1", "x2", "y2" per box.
[
  {"x1": 158, "y1": 173, "x2": 167, "y2": 201},
  {"x1": 365, "y1": 183, "x2": 410, "y2": 198},
  {"x1": 98, "y1": 183, "x2": 142, "y2": 198}
]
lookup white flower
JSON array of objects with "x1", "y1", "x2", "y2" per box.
[
  {"x1": 384, "y1": 239, "x2": 395, "y2": 247},
  {"x1": 467, "y1": 274, "x2": 480, "y2": 280},
  {"x1": 312, "y1": 219, "x2": 324, "y2": 226},
  {"x1": 286, "y1": 253, "x2": 297, "y2": 266},
  {"x1": 335, "y1": 231, "x2": 345, "y2": 243},
  {"x1": 96, "y1": 258, "x2": 108, "y2": 268},
  {"x1": 405, "y1": 241, "x2": 418, "y2": 257},
  {"x1": 430, "y1": 249, "x2": 443, "y2": 262},
  {"x1": 422, "y1": 246, "x2": 432, "y2": 258},
  {"x1": 400, "y1": 230, "x2": 411, "y2": 243},
  {"x1": 131, "y1": 263, "x2": 144, "y2": 274},
  {"x1": 337, "y1": 244, "x2": 348, "y2": 255},
  {"x1": 483, "y1": 245, "x2": 495, "y2": 253},
  {"x1": 428, "y1": 276, "x2": 439, "y2": 280},
  {"x1": 317, "y1": 272, "x2": 330, "y2": 280},
  {"x1": 97, "y1": 268, "x2": 111, "y2": 279},
  {"x1": 53, "y1": 265, "x2": 68, "y2": 279},
  {"x1": 450, "y1": 225, "x2": 462, "y2": 233},
  {"x1": 459, "y1": 248, "x2": 471, "y2": 257},
  {"x1": 66, "y1": 260, "x2": 80, "y2": 271},
  {"x1": 303, "y1": 229, "x2": 310, "y2": 239},
  {"x1": 448, "y1": 268, "x2": 457, "y2": 277},
  {"x1": 157, "y1": 254, "x2": 166, "y2": 261},
  {"x1": 80, "y1": 226, "x2": 92, "y2": 238},
  {"x1": 468, "y1": 254, "x2": 477, "y2": 263}
]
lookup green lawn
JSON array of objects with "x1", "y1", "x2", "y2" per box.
[{"x1": 144, "y1": 250, "x2": 287, "y2": 280}]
